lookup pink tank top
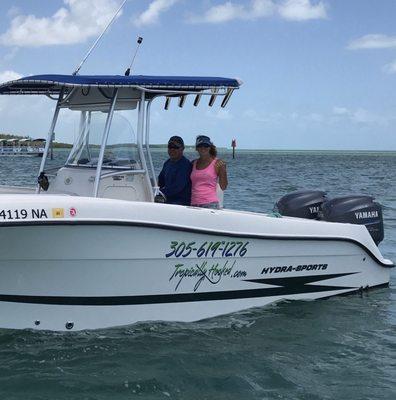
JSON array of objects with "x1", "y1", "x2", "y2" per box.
[{"x1": 190, "y1": 158, "x2": 218, "y2": 205}]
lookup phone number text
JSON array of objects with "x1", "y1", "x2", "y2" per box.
[{"x1": 166, "y1": 240, "x2": 249, "y2": 258}]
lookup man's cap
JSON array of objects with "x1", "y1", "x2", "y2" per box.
[
  {"x1": 168, "y1": 135, "x2": 184, "y2": 148},
  {"x1": 196, "y1": 135, "x2": 212, "y2": 147}
]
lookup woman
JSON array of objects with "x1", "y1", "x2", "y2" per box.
[{"x1": 190, "y1": 135, "x2": 228, "y2": 209}]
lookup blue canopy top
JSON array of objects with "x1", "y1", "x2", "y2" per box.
[{"x1": 0, "y1": 74, "x2": 241, "y2": 95}]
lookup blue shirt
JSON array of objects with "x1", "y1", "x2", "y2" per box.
[{"x1": 158, "y1": 156, "x2": 192, "y2": 205}]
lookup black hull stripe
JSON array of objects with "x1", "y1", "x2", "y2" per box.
[
  {"x1": 0, "y1": 220, "x2": 393, "y2": 268},
  {"x1": 244, "y1": 272, "x2": 358, "y2": 286},
  {"x1": 0, "y1": 282, "x2": 389, "y2": 306},
  {"x1": 0, "y1": 285, "x2": 357, "y2": 306}
]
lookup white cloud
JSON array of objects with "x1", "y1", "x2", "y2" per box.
[
  {"x1": 383, "y1": 59, "x2": 396, "y2": 74},
  {"x1": 350, "y1": 108, "x2": 383, "y2": 124},
  {"x1": 347, "y1": 34, "x2": 396, "y2": 50},
  {"x1": 243, "y1": 108, "x2": 271, "y2": 122},
  {"x1": 0, "y1": 70, "x2": 22, "y2": 83},
  {"x1": 305, "y1": 112, "x2": 323, "y2": 122},
  {"x1": 191, "y1": 2, "x2": 246, "y2": 24},
  {"x1": 244, "y1": 106, "x2": 391, "y2": 127},
  {"x1": 278, "y1": 0, "x2": 327, "y2": 21},
  {"x1": 189, "y1": 0, "x2": 326, "y2": 24},
  {"x1": 332, "y1": 106, "x2": 388, "y2": 125},
  {"x1": 0, "y1": 0, "x2": 122, "y2": 47},
  {"x1": 332, "y1": 106, "x2": 349, "y2": 115},
  {"x1": 347, "y1": 34, "x2": 396, "y2": 74},
  {"x1": 251, "y1": 0, "x2": 277, "y2": 18},
  {"x1": 189, "y1": 0, "x2": 274, "y2": 23},
  {"x1": 134, "y1": 0, "x2": 179, "y2": 27},
  {"x1": 243, "y1": 109, "x2": 258, "y2": 118},
  {"x1": 206, "y1": 108, "x2": 234, "y2": 120}
]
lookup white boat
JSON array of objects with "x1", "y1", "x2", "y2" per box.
[
  {"x1": 0, "y1": 137, "x2": 45, "y2": 157},
  {"x1": 0, "y1": 74, "x2": 393, "y2": 331}
]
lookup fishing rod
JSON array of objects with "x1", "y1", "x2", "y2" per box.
[
  {"x1": 72, "y1": 0, "x2": 128, "y2": 76},
  {"x1": 125, "y1": 36, "x2": 143, "y2": 76}
]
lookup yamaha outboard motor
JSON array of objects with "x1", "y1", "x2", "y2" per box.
[
  {"x1": 275, "y1": 190, "x2": 327, "y2": 219},
  {"x1": 321, "y1": 195, "x2": 384, "y2": 245}
]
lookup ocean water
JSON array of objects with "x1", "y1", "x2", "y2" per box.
[{"x1": 0, "y1": 149, "x2": 394, "y2": 400}]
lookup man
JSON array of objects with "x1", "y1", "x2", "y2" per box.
[{"x1": 157, "y1": 136, "x2": 192, "y2": 205}]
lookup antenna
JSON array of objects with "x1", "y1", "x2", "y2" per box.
[
  {"x1": 125, "y1": 36, "x2": 143, "y2": 76},
  {"x1": 72, "y1": 0, "x2": 128, "y2": 76}
]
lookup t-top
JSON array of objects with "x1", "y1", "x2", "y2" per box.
[
  {"x1": 190, "y1": 158, "x2": 218, "y2": 206},
  {"x1": 158, "y1": 156, "x2": 192, "y2": 205}
]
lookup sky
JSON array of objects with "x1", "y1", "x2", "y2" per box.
[{"x1": 0, "y1": 0, "x2": 395, "y2": 150}]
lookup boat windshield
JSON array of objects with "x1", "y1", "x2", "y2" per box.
[{"x1": 67, "y1": 111, "x2": 139, "y2": 169}]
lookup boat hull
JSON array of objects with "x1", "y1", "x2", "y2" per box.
[{"x1": 0, "y1": 220, "x2": 391, "y2": 331}]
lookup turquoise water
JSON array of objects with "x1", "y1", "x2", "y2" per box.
[{"x1": 0, "y1": 150, "x2": 395, "y2": 399}]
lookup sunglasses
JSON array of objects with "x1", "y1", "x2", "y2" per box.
[
  {"x1": 168, "y1": 144, "x2": 181, "y2": 149},
  {"x1": 196, "y1": 144, "x2": 210, "y2": 148}
]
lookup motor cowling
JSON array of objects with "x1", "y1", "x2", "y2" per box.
[
  {"x1": 275, "y1": 190, "x2": 327, "y2": 219},
  {"x1": 320, "y1": 195, "x2": 384, "y2": 245}
]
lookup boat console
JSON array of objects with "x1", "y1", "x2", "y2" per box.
[{"x1": 46, "y1": 166, "x2": 151, "y2": 201}]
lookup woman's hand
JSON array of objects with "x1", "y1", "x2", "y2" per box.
[
  {"x1": 215, "y1": 159, "x2": 228, "y2": 190},
  {"x1": 215, "y1": 159, "x2": 227, "y2": 173}
]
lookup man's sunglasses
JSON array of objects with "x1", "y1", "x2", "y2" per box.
[{"x1": 168, "y1": 144, "x2": 181, "y2": 149}]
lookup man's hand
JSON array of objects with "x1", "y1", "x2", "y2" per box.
[{"x1": 154, "y1": 193, "x2": 166, "y2": 203}]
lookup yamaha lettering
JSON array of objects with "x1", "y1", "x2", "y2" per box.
[
  {"x1": 0, "y1": 208, "x2": 48, "y2": 220},
  {"x1": 261, "y1": 263, "x2": 328, "y2": 274},
  {"x1": 354, "y1": 211, "x2": 378, "y2": 219}
]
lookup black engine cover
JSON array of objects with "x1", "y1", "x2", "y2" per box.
[
  {"x1": 321, "y1": 195, "x2": 384, "y2": 244},
  {"x1": 275, "y1": 190, "x2": 327, "y2": 219}
]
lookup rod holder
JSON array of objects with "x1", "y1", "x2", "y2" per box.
[
  {"x1": 178, "y1": 95, "x2": 186, "y2": 108},
  {"x1": 221, "y1": 88, "x2": 234, "y2": 108},
  {"x1": 208, "y1": 89, "x2": 219, "y2": 107},
  {"x1": 193, "y1": 93, "x2": 202, "y2": 106}
]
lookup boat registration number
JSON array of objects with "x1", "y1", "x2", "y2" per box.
[{"x1": 0, "y1": 208, "x2": 48, "y2": 220}]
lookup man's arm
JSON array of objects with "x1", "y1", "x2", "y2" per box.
[{"x1": 158, "y1": 164, "x2": 166, "y2": 188}]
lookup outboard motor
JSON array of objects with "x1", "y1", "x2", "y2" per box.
[
  {"x1": 321, "y1": 195, "x2": 384, "y2": 245},
  {"x1": 275, "y1": 190, "x2": 327, "y2": 219}
]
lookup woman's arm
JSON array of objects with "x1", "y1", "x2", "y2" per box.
[{"x1": 215, "y1": 159, "x2": 228, "y2": 190}]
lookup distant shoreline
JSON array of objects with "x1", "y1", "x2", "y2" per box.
[
  {"x1": 2, "y1": 135, "x2": 394, "y2": 152},
  {"x1": 50, "y1": 147, "x2": 396, "y2": 154},
  {"x1": 150, "y1": 146, "x2": 396, "y2": 154},
  {"x1": 219, "y1": 149, "x2": 396, "y2": 153}
]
